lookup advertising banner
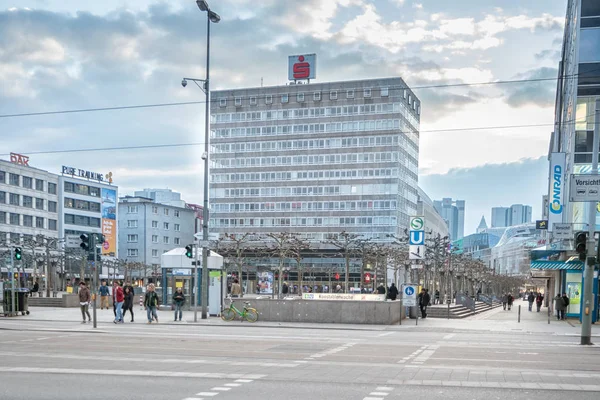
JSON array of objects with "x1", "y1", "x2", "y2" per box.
[
  {"x1": 548, "y1": 153, "x2": 566, "y2": 232},
  {"x1": 101, "y1": 188, "x2": 117, "y2": 255},
  {"x1": 257, "y1": 271, "x2": 273, "y2": 294}
]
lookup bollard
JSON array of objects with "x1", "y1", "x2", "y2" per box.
[
  {"x1": 415, "y1": 306, "x2": 418, "y2": 326},
  {"x1": 139, "y1": 295, "x2": 144, "y2": 309},
  {"x1": 399, "y1": 299, "x2": 402, "y2": 325},
  {"x1": 518, "y1": 304, "x2": 521, "y2": 323},
  {"x1": 548, "y1": 306, "x2": 551, "y2": 324},
  {"x1": 447, "y1": 302, "x2": 450, "y2": 319}
]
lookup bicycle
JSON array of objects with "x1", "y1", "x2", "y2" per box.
[{"x1": 221, "y1": 296, "x2": 259, "y2": 323}]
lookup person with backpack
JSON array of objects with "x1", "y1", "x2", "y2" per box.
[
  {"x1": 144, "y1": 284, "x2": 160, "y2": 324},
  {"x1": 554, "y1": 293, "x2": 566, "y2": 321},
  {"x1": 387, "y1": 283, "x2": 398, "y2": 301},
  {"x1": 172, "y1": 287, "x2": 185, "y2": 322}
]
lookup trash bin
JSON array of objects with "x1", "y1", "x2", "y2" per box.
[{"x1": 2, "y1": 288, "x2": 30, "y2": 316}]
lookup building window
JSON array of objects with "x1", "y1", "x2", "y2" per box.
[
  {"x1": 89, "y1": 186, "x2": 100, "y2": 197},
  {"x1": 22, "y1": 176, "x2": 32, "y2": 189},
  {"x1": 347, "y1": 89, "x2": 354, "y2": 99},
  {"x1": 152, "y1": 249, "x2": 159, "y2": 257},
  {"x1": 35, "y1": 179, "x2": 44, "y2": 191},
  {"x1": 127, "y1": 220, "x2": 138, "y2": 228},
  {"x1": 36, "y1": 217, "x2": 44, "y2": 228},
  {"x1": 150, "y1": 206, "x2": 157, "y2": 214},
  {"x1": 23, "y1": 196, "x2": 33, "y2": 208},
  {"x1": 152, "y1": 221, "x2": 158, "y2": 228},
  {"x1": 9, "y1": 232, "x2": 20, "y2": 243},
  {"x1": 313, "y1": 91, "x2": 321, "y2": 101},
  {"x1": 152, "y1": 235, "x2": 158, "y2": 243},
  {"x1": 36, "y1": 198, "x2": 44, "y2": 210},
  {"x1": 0, "y1": 211, "x2": 5, "y2": 224},
  {"x1": 0, "y1": 170, "x2": 4, "y2": 184},
  {"x1": 127, "y1": 249, "x2": 139, "y2": 257},
  {"x1": 235, "y1": 97, "x2": 242, "y2": 106},
  {"x1": 164, "y1": 208, "x2": 169, "y2": 216},
  {"x1": 364, "y1": 88, "x2": 372, "y2": 98},
  {"x1": 580, "y1": 28, "x2": 600, "y2": 63},
  {"x1": 9, "y1": 193, "x2": 19, "y2": 206},
  {"x1": 9, "y1": 173, "x2": 19, "y2": 186},
  {"x1": 266, "y1": 94, "x2": 273, "y2": 104},
  {"x1": 330, "y1": 90, "x2": 338, "y2": 100},
  {"x1": 164, "y1": 222, "x2": 169, "y2": 230},
  {"x1": 64, "y1": 182, "x2": 74, "y2": 193},
  {"x1": 0, "y1": 191, "x2": 5, "y2": 204},
  {"x1": 174, "y1": 238, "x2": 180, "y2": 245},
  {"x1": 163, "y1": 236, "x2": 169, "y2": 244},
  {"x1": 219, "y1": 98, "x2": 227, "y2": 107},
  {"x1": 250, "y1": 96, "x2": 257, "y2": 105},
  {"x1": 174, "y1": 224, "x2": 180, "y2": 232},
  {"x1": 10, "y1": 213, "x2": 19, "y2": 225},
  {"x1": 174, "y1": 210, "x2": 180, "y2": 217},
  {"x1": 48, "y1": 201, "x2": 57, "y2": 213},
  {"x1": 23, "y1": 215, "x2": 33, "y2": 227},
  {"x1": 127, "y1": 234, "x2": 138, "y2": 243},
  {"x1": 127, "y1": 205, "x2": 138, "y2": 213},
  {"x1": 281, "y1": 94, "x2": 289, "y2": 103},
  {"x1": 48, "y1": 182, "x2": 57, "y2": 194},
  {"x1": 381, "y1": 87, "x2": 389, "y2": 97},
  {"x1": 297, "y1": 93, "x2": 305, "y2": 102},
  {"x1": 49, "y1": 219, "x2": 57, "y2": 231}
]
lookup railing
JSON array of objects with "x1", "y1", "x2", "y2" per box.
[{"x1": 456, "y1": 293, "x2": 476, "y2": 311}]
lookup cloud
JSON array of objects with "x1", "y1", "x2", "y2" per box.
[{"x1": 504, "y1": 67, "x2": 557, "y2": 108}]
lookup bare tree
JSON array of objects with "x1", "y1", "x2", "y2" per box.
[
  {"x1": 288, "y1": 235, "x2": 311, "y2": 295},
  {"x1": 265, "y1": 232, "x2": 301, "y2": 298},
  {"x1": 325, "y1": 231, "x2": 367, "y2": 293},
  {"x1": 218, "y1": 233, "x2": 255, "y2": 297}
]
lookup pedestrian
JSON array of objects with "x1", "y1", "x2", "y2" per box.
[
  {"x1": 78, "y1": 282, "x2": 92, "y2": 324},
  {"x1": 113, "y1": 281, "x2": 124, "y2": 324},
  {"x1": 99, "y1": 281, "x2": 110, "y2": 310},
  {"x1": 507, "y1": 293, "x2": 514, "y2": 311},
  {"x1": 387, "y1": 283, "x2": 398, "y2": 301},
  {"x1": 231, "y1": 279, "x2": 242, "y2": 298},
  {"x1": 434, "y1": 290, "x2": 440, "y2": 305},
  {"x1": 31, "y1": 280, "x2": 39, "y2": 297},
  {"x1": 554, "y1": 293, "x2": 566, "y2": 321},
  {"x1": 377, "y1": 284, "x2": 386, "y2": 295},
  {"x1": 123, "y1": 281, "x2": 135, "y2": 298},
  {"x1": 502, "y1": 293, "x2": 508, "y2": 310},
  {"x1": 561, "y1": 293, "x2": 570, "y2": 320},
  {"x1": 144, "y1": 284, "x2": 159, "y2": 324},
  {"x1": 123, "y1": 286, "x2": 134, "y2": 322},
  {"x1": 172, "y1": 287, "x2": 185, "y2": 322},
  {"x1": 418, "y1": 288, "x2": 431, "y2": 318},
  {"x1": 282, "y1": 282, "x2": 289, "y2": 296},
  {"x1": 536, "y1": 292, "x2": 544, "y2": 312},
  {"x1": 527, "y1": 292, "x2": 535, "y2": 312},
  {"x1": 334, "y1": 284, "x2": 343, "y2": 293}
]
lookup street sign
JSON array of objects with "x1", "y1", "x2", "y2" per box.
[
  {"x1": 409, "y1": 216, "x2": 425, "y2": 231},
  {"x1": 535, "y1": 220, "x2": 548, "y2": 230},
  {"x1": 409, "y1": 230, "x2": 425, "y2": 245},
  {"x1": 65, "y1": 235, "x2": 81, "y2": 248},
  {"x1": 569, "y1": 174, "x2": 600, "y2": 202},
  {"x1": 552, "y1": 223, "x2": 573, "y2": 240},
  {"x1": 409, "y1": 245, "x2": 424, "y2": 260},
  {"x1": 402, "y1": 284, "x2": 417, "y2": 306}
]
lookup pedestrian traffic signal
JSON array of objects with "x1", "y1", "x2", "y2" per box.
[
  {"x1": 96, "y1": 234, "x2": 105, "y2": 244},
  {"x1": 80, "y1": 234, "x2": 90, "y2": 252},
  {"x1": 14, "y1": 247, "x2": 22, "y2": 260},
  {"x1": 575, "y1": 231, "x2": 587, "y2": 261},
  {"x1": 185, "y1": 245, "x2": 193, "y2": 259}
]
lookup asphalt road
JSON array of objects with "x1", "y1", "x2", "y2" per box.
[{"x1": 1, "y1": 318, "x2": 600, "y2": 400}]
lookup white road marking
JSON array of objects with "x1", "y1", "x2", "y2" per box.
[
  {"x1": 210, "y1": 387, "x2": 231, "y2": 391},
  {"x1": 235, "y1": 379, "x2": 254, "y2": 383},
  {"x1": 376, "y1": 387, "x2": 393, "y2": 391},
  {"x1": 377, "y1": 332, "x2": 394, "y2": 337},
  {"x1": 224, "y1": 383, "x2": 241, "y2": 387},
  {"x1": 182, "y1": 398, "x2": 203, "y2": 400},
  {"x1": 443, "y1": 334, "x2": 455, "y2": 340},
  {"x1": 370, "y1": 392, "x2": 390, "y2": 396},
  {"x1": 195, "y1": 393, "x2": 218, "y2": 397}
]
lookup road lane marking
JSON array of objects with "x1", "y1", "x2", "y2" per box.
[
  {"x1": 443, "y1": 334, "x2": 455, "y2": 340},
  {"x1": 377, "y1": 332, "x2": 394, "y2": 337},
  {"x1": 195, "y1": 393, "x2": 218, "y2": 397},
  {"x1": 224, "y1": 383, "x2": 241, "y2": 387},
  {"x1": 210, "y1": 387, "x2": 231, "y2": 391},
  {"x1": 235, "y1": 379, "x2": 254, "y2": 383}
]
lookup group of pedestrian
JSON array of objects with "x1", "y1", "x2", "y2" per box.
[
  {"x1": 527, "y1": 291, "x2": 544, "y2": 312},
  {"x1": 554, "y1": 293, "x2": 570, "y2": 320},
  {"x1": 501, "y1": 293, "x2": 514, "y2": 311}
]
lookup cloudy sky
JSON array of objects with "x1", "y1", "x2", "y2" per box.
[{"x1": 0, "y1": 0, "x2": 567, "y2": 234}]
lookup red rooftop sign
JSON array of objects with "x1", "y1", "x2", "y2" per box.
[{"x1": 10, "y1": 153, "x2": 29, "y2": 166}]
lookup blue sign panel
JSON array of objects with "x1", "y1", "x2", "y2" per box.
[{"x1": 409, "y1": 230, "x2": 425, "y2": 245}]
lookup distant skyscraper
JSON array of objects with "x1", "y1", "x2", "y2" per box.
[
  {"x1": 491, "y1": 207, "x2": 509, "y2": 228},
  {"x1": 433, "y1": 198, "x2": 465, "y2": 240},
  {"x1": 476, "y1": 216, "x2": 488, "y2": 233},
  {"x1": 491, "y1": 204, "x2": 532, "y2": 227}
]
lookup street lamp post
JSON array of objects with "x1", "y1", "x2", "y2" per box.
[{"x1": 182, "y1": 0, "x2": 220, "y2": 320}]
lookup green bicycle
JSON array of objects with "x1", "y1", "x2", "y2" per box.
[{"x1": 221, "y1": 296, "x2": 259, "y2": 323}]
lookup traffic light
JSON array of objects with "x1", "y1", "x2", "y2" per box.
[
  {"x1": 185, "y1": 245, "x2": 193, "y2": 259},
  {"x1": 575, "y1": 231, "x2": 588, "y2": 261},
  {"x1": 96, "y1": 234, "x2": 105, "y2": 245},
  {"x1": 14, "y1": 247, "x2": 22, "y2": 261},
  {"x1": 80, "y1": 234, "x2": 90, "y2": 252}
]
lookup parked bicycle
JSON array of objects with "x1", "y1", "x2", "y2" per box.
[{"x1": 221, "y1": 296, "x2": 259, "y2": 323}]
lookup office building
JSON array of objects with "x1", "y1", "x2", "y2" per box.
[
  {"x1": 118, "y1": 195, "x2": 195, "y2": 270},
  {"x1": 433, "y1": 198, "x2": 465, "y2": 240},
  {"x1": 491, "y1": 204, "x2": 532, "y2": 227},
  {"x1": 134, "y1": 188, "x2": 186, "y2": 208},
  {"x1": 417, "y1": 187, "x2": 449, "y2": 239},
  {"x1": 491, "y1": 207, "x2": 509, "y2": 228},
  {"x1": 209, "y1": 77, "x2": 421, "y2": 241}
]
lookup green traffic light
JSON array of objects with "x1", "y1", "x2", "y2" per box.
[{"x1": 14, "y1": 247, "x2": 22, "y2": 260}]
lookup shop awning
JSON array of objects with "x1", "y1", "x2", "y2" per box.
[{"x1": 530, "y1": 260, "x2": 584, "y2": 270}]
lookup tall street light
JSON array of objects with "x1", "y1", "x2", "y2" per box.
[{"x1": 181, "y1": 0, "x2": 220, "y2": 320}]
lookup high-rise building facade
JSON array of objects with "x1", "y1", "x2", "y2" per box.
[
  {"x1": 433, "y1": 198, "x2": 465, "y2": 240},
  {"x1": 491, "y1": 204, "x2": 532, "y2": 227},
  {"x1": 209, "y1": 77, "x2": 420, "y2": 241},
  {"x1": 491, "y1": 207, "x2": 509, "y2": 228}
]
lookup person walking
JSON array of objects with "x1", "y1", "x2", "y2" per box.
[
  {"x1": 123, "y1": 286, "x2": 134, "y2": 322},
  {"x1": 231, "y1": 279, "x2": 242, "y2": 298},
  {"x1": 387, "y1": 283, "x2": 398, "y2": 301},
  {"x1": 113, "y1": 282, "x2": 124, "y2": 324},
  {"x1": 527, "y1": 292, "x2": 535, "y2": 312},
  {"x1": 507, "y1": 293, "x2": 514, "y2": 311},
  {"x1": 334, "y1": 285, "x2": 343, "y2": 293},
  {"x1": 282, "y1": 282, "x2": 289, "y2": 296},
  {"x1": 99, "y1": 281, "x2": 110, "y2": 310},
  {"x1": 561, "y1": 293, "x2": 570, "y2": 320},
  {"x1": 172, "y1": 287, "x2": 185, "y2": 322},
  {"x1": 144, "y1": 284, "x2": 160, "y2": 324},
  {"x1": 418, "y1": 289, "x2": 431, "y2": 318},
  {"x1": 377, "y1": 284, "x2": 386, "y2": 295},
  {"x1": 554, "y1": 293, "x2": 566, "y2": 321},
  {"x1": 536, "y1": 292, "x2": 544, "y2": 312},
  {"x1": 502, "y1": 293, "x2": 508, "y2": 310},
  {"x1": 78, "y1": 282, "x2": 91, "y2": 323},
  {"x1": 434, "y1": 290, "x2": 440, "y2": 305}
]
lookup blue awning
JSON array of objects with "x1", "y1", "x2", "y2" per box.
[{"x1": 530, "y1": 260, "x2": 583, "y2": 270}]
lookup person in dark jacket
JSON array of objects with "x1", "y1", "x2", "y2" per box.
[
  {"x1": 144, "y1": 284, "x2": 160, "y2": 324},
  {"x1": 554, "y1": 293, "x2": 566, "y2": 320},
  {"x1": 31, "y1": 281, "x2": 39, "y2": 297},
  {"x1": 172, "y1": 287, "x2": 185, "y2": 322},
  {"x1": 536, "y1": 292, "x2": 544, "y2": 312},
  {"x1": 561, "y1": 293, "x2": 570, "y2": 320},
  {"x1": 507, "y1": 293, "x2": 514, "y2": 311},
  {"x1": 527, "y1": 292, "x2": 535, "y2": 311},
  {"x1": 98, "y1": 281, "x2": 110, "y2": 310},
  {"x1": 78, "y1": 282, "x2": 91, "y2": 323},
  {"x1": 418, "y1": 289, "x2": 431, "y2": 318},
  {"x1": 122, "y1": 286, "x2": 134, "y2": 322},
  {"x1": 502, "y1": 293, "x2": 508, "y2": 310},
  {"x1": 282, "y1": 282, "x2": 289, "y2": 296},
  {"x1": 377, "y1": 284, "x2": 386, "y2": 295},
  {"x1": 387, "y1": 283, "x2": 398, "y2": 301}
]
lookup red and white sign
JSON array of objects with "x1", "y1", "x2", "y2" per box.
[
  {"x1": 288, "y1": 54, "x2": 316, "y2": 81},
  {"x1": 10, "y1": 153, "x2": 29, "y2": 166}
]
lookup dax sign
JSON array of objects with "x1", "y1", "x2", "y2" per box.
[
  {"x1": 288, "y1": 54, "x2": 316, "y2": 81},
  {"x1": 10, "y1": 153, "x2": 29, "y2": 166}
]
